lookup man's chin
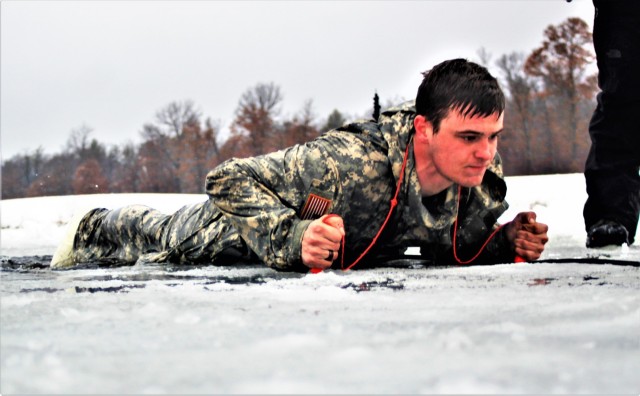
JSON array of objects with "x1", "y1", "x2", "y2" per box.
[{"x1": 458, "y1": 172, "x2": 486, "y2": 187}]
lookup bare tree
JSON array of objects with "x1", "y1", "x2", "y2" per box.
[
  {"x1": 281, "y1": 99, "x2": 320, "y2": 147},
  {"x1": 135, "y1": 101, "x2": 205, "y2": 192},
  {"x1": 73, "y1": 159, "x2": 109, "y2": 195},
  {"x1": 154, "y1": 100, "x2": 202, "y2": 137},
  {"x1": 1, "y1": 148, "x2": 46, "y2": 199},
  {"x1": 496, "y1": 52, "x2": 539, "y2": 173},
  {"x1": 66, "y1": 124, "x2": 93, "y2": 154},
  {"x1": 230, "y1": 82, "x2": 283, "y2": 156},
  {"x1": 238, "y1": 82, "x2": 283, "y2": 116}
]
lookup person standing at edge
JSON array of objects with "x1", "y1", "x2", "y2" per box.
[
  {"x1": 51, "y1": 59, "x2": 549, "y2": 272},
  {"x1": 580, "y1": 0, "x2": 640, "y2": 248}
]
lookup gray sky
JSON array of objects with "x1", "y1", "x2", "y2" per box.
[{"x1": 1, "y1": 0, "x2": 594, "y2": 160}]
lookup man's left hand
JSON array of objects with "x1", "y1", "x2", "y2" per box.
[{"x1": 505, "y1": 212, "x2": 549, "y2": 261}]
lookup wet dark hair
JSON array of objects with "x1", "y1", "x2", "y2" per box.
[{"x1": 415, "y1": 58, "x2": 505, "y2": 133}]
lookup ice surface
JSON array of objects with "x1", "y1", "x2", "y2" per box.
[{"x1": 1, "y1": 173, "x2": 639, "y2": 394}]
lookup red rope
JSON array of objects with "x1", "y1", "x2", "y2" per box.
[{"x1": 452, "y1": 186, "x2": 507, "y2": 265}]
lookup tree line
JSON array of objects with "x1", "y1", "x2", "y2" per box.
[{"x1": 2, "y1": 17, "x2": 596, "y2": 200}]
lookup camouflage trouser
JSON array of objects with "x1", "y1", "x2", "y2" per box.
[{"x1": 72, "y1": 200, "x2": 251, "y2": 265}]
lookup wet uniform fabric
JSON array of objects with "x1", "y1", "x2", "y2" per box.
[{"x1": 72, "y1": 102, "x2": 514, "y2": 271}]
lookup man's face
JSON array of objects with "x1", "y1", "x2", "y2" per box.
[{"x1": 413, "y1": 108, "x2": 504, "y2": 195}]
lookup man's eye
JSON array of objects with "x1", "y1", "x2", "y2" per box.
[
  {"x1": 461, "y1": 135, "x2": 478, "y2": 142},
  {"x1": 489, "y1": 134, "x2": 500, "y2": 141}
]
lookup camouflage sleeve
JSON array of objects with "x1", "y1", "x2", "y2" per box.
[{"x1": 205, "y1": 142, "x2": 340, "y2": 271}]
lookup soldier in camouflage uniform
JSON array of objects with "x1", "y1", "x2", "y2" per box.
[{"x1": 51, "y1": 59, "x2": 549, "y2": 272}]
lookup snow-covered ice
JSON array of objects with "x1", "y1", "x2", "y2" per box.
[{"x1": 1, "y1": 173, "x2": 639, "y2": 394}]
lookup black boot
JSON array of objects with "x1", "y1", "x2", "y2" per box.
[{"x1": 586, "y1": 220, "x2": 630, "y2": 248}]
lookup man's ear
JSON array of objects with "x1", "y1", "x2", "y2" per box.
[{"x1": 414, "y1": 115, "x2": 433, "y2": 142}]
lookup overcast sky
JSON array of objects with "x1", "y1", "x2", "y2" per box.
[{"x1": 1, "y1": 0, "x2": 594, "y2": 159}]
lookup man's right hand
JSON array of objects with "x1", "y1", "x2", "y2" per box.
[{"x1": 301, "y1": 214, "x2": 345, "y2": 270}]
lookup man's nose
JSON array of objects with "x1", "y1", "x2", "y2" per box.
[{"x1": 475, "y1": 140, "x2": 494, "y2": 160}]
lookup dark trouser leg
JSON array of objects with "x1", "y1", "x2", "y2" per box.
[{"x1": 584, "y1": 0, "x2": 640, "y2": 244}]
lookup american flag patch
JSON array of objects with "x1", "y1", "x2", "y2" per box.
[{"x1": 300, "y1": 193, "x2": 332, "y2": 220}]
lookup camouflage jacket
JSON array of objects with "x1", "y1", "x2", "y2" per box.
[{"x1": 206, "y1": 102, "x2": 512, "y2": 271}]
